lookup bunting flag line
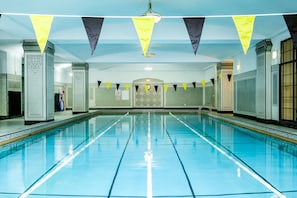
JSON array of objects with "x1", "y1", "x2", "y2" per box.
[
  {"x1": 192, "y1": 82, "x2": 196, "y2": 88},
  {"x1": 30, "y1": 15, "x2": 53, "y2": 53},
  {"x1": 125, "y1": 84, "x2": 130, "y2": 90},
  {"x1": 132, "y1": 17, "x2": 155, "y2": 56},
  {"x1": 173, "y1": 84, "x2": 177, "y2": 91},
  {"x1": 116, "y1": 83, "x2": 120, "y2": 90},
  {"x1": 232, "y1": 16, "x2": 255, "y2": 54},
  {"x1": 283, "y1": 15, "x2": 297, "y2": 49},
  {"x1": 201, "y1": 80, "x2": 206, "y2": 87},
  {"x1": 183, "y1": 17, "x2": 205, "y2": 55},
  {"x1": 164, "y1": 84, "x2": 168, "y2": 92},
  {"x1": 97, "y1": 80, "x2": 101, "y2": 88},
  {"x1": 82, "y1": 17, "x2": 104, "y2": 55},
  {"x1": 182, "y1": 83, "x2": 187, "y2": 91},
  {"x1": 106, "y1": 82, "x2": 111, "y2": 89},
  {"x1": 154, "y1": 85, "x2": 158, "y2": 93}
]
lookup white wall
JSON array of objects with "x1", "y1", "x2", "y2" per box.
[
  {"x1": 233, "y1": 46, "x2": 257, "y2": 75},
  {"x1": 233, "y1": 30, "x2": 291, "y2": 75},
  {"x1": 88, "y1": 69, "x2": 208, "y2": 83},
  {"x1": 0, "y1": 43, "x2": 23, "y2": 75},
  {"x1": 0, "y1": 51, "x2": 7, "y2": 74},
  {"x1": 271, "y1": 30, "x2": 290, "y2": 65},
  {"x1": 6, "y1": 53, "x2": 22, "y2": 75}
]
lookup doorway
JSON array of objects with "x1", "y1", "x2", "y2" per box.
[{"x1": 8, "y1": 91, "x2": 22, "y2": 117}]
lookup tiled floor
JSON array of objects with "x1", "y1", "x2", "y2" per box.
[
  {"x1": 0, "y1": 110, "x2": 99, "y2": 145},
  {"x1": 0, "y1": 110, "x2": 297, "y2": 146},
  {"x1": 207, "y1": 112, "x2": 297, "y2": 143}
]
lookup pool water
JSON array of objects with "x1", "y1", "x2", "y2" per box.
[{"x1": 0, "y1": 112, "x2": 296, "y2": 198}]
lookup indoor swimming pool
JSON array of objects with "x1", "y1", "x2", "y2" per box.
[{"x1": 0, "y1": 112, "x2": 296, "y2": 198}]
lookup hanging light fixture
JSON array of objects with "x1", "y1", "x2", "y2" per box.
[{"x1": 141, "y1": 0, "x2": 161, "y2": 23}]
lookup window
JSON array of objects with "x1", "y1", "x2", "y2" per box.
[{"x1": 280, "y1": 38, "x2": 297, "y2": 121}]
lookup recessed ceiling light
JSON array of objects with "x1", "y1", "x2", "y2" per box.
[{"x1": 145, "y1": 67, "x2": 152, "y2": 71}]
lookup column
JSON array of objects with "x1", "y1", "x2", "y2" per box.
[
  {"x1": 216, "y1": 62, "x2": 233, "y2": 112},
  {"x1": 23, "y1": 40, "x2": 55, "y2": 125},
  {"x1": 0, "y1": 51, "x2": 8, "y2": 117},
  {"x1": 72, "y1": 63, "x2": 89, "y2": 114},
  {"x1": 255, "y1": 39, "x2": 272, "y2": 120}
]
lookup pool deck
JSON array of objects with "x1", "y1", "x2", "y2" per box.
[
  {"x1": 0, "y1": 110, "x2": 101, "y2": 146},
  {"x1": 206, "y1": 112, "x2": 297, "y2": 144},
  {"x1": 0, "y1": 109, "x2": 297, "y2": 146}
]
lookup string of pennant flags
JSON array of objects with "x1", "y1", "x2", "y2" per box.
[
  {"x1": 97, "y1": 80, "x2": 213, "y2": 93},
  {"x1": 4, "y1": 13, "x2": 297, "y2": 55}
]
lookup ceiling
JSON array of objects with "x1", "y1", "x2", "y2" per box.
[{"x1": 0, "y1": 0, "x2": 296, "y2": 71}]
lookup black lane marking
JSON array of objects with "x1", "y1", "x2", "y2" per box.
[
  {"x1": 162, "y1": 117, "x2": 196, "y2": 198},
  {"x1": 18, "y1": 116, "x2": 123, "y2": 198},
  {"x1": 171, "y1": 113, "x2": 284, "y2": 197},
  {"x1": 107, "y1": 114, "x2": 140, "y2": 198}
]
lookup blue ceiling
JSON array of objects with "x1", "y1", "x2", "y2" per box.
[{"x1": 0, "y1": 0, "x2": 296, "y2": 71}]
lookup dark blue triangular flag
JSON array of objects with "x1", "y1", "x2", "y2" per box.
[
  {"x1": 82, "y1": 17, "x2": 104, "y2": 55},
  {"x1": 154, "y1": 85, "x2": 158, "y2": 92},
  {"x1": 283, "y1": 15, "x2": 297, "y2": 49},
  {"x1": 183, "y1": 17, "x2": 205, "y2": 55},
  {"x1": 210, "y1": 78, "x2": 214, "y2": 85},
  {"x1": 173, "y1": 84, "x2": 177, "y2": 91}
]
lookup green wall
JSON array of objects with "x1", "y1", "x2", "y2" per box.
[
  {"x1": 165, "y1": 87, "x2": 203, "y2": 107},
  {"x1": 64, "y1": 82, "x2": 215, "y2": 109}
]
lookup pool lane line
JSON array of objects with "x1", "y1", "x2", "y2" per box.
[
  {"x1": 107, "y1": 113, "x2": 140, "y2": 198},
  {"x1": 18, "y1": 113, "x2": 129, "y2": 198},
  {"x1": 146, "y1": 112, "x2": 153, "y2": 198},
  {"x1": 163, "y1": 116, "x2": 196, "y2": 198},
  {"x1": 169, "y1": 112, "x2": 287, "y2": 198}
]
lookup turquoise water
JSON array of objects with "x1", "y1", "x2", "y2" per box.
[{"x1": 0, "y1": 113, "x2": 296, "y2": 198}]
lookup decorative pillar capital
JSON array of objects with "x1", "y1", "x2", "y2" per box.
[
  {"x1": 72, "y1": 62, "x2": 89, "y2": 70},
  {"x1": 23, "y1": 40, "x2": 55, "y2": 55},
  {"x1": 256, "y1": 39, "x2": 272, "y2": 54}
]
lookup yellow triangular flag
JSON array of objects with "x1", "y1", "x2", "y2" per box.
[
  {"x1": 125, "y1": 84, "x2": 130, "y2": 90},
  {"x1": 144, "y1": 85, "x2": 149, "y2": 93},
  {"x1": 182, "y1": 83, "x2": 187, "y2": 91},
  {"x1": 201, "y1": 80, "x2": 206, "y2": 87},
  {"x1": 132, "y1": 17, "x2": 155, "y2": 56},
  {"x1": 163, "y1": 84, "x2": 168, "y2": 92},
  {"x1": 106, "y1": 82, "x2": 111, "y2": 89},
  {"x1": 30, "y1": 15, "x2": 53, "y2": 53},
  {"x1": 218, "y1": 72, "x2": 222, "y2": 79},
  {"x1": 232, "y1": 16, "x2": 255, "y2": 54}
]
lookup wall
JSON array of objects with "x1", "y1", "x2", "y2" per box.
[
  {"x1": 0, "y1": 50, "x2": 23, "y2": 117},
  {"x1": 61, "y1": 81, "x2": 215, "y2": 109},
  {"x1": 233, "y1": 70, "x2": 256, "y2": 116},
  {"x1": 0, "y1": 74, "x2": 7, "y2": 116},
  {"x1": 56, "y1": 63, "x2": 217, "y2": 109},
  {"x1": 232, "y1": 29, "x2": 290, "y2": 120},
  {"x1": 88, "y1": 69, "x2": 208, "y2": 84}
]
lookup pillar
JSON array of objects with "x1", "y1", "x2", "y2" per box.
[
  {"x1": 72, "y1": 63, "x2": 89, "y2": 113},
  {"x1": 216, "y1": 62, "x2": 233, "y2": 112},
  {"x1": 23, "y1": 40, "x2": 55, "y2": 125},
  {"x1": 0, "y1": 51, "x2": 8, "y2": 117},
  {"x1": 255, "y1": 39, "x2": 272, "y2": 120}
]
